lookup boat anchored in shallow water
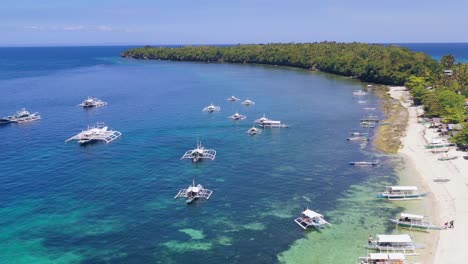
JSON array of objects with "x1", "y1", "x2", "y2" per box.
[
  {"x1": 65, "y1": 122, "x2": 121, "y2": 145},
  {"x1": 226, "y1": 95, "x2": 240, "y2": 102},
  {"x1": 378, "y1": 186, "x2": 428, "y2": 200},
  {"x1": 390, "y1": 213, "x2": 446, "y2": 231},
  {"x1": 1, "y1": 108, "x2": 41, "y2": 124},
  {"x1": 78, "y1": 97, "x2": 107, "y2": 108},
  {"x1": 241, "y1": 99, "x2": 255, "y2": 106},
  {"x1": 246, "y1": 127, "x2": 262, "y2": 135},
  {"x1": 358, "y1": 253, "x2": 406, "y2": 264},
  {"x1": 228, "y1": 112, "x2": 246, "y2": 120},
  {"x1": 180, "y1": 141, "x2": 216, "y2": 162},
  {"x1": 349, "y1": 160, "x2": 379, "y2": 166},
  {"x1": 202, "y1": 103, "x2": 221, "y2": 113},
  {"x1": 367, "y1": 234, "x2": 424, "y2": 255},
  {"x1": 174, "y1": 179, "x2": 213, "y2": 204},
  {"x1": 254, "y1": 114, "x2": 288, "y2": 128},
  {"x1": 294, "y1": 208, "x2": 331, "y2": 230},
  {"x1": 347, "y1": 136, "x2": 370, "y2": 141}
]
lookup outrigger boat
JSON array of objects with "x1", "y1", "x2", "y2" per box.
[
  {"x1": 438, "y1": 154, "x2": 458, "y2": 161},
  {"x1": 353, "y1": 90, "x2": 367, "y2": 96},
  {"x1": 368, "y1": 234, "x2": 424, "y2": 255},
  {"x1": 430, "y1": 148, "x2": 450, "y2": 154},
  {"x1": 294, "y1": 208, "x2": 331, "y2": 230},
  {"x1": 360, "y1": 121, "x2": 376, "y2": 128},
  {"x1": 246, "y1": 127, "x2": 262, "y2": 135},
  {"x1": 349, "y1": 160, "x2": 379, "y2": 166},
  {"x1": 78, "y1": 97, "x2": 107, "y2": 108},
  {"x1": 65, "y1": 122, "x2": 121, "y2": 145},
  {"x1": 241, "y1": 99, "x2": 255, "y2": 106},
  {"x1": 347, "y1": 136, "x2": 370, "y2": 141},
  {"x1": 350, "y1": 132, "x2": 368, "y2": 136},
  {"x1": 180, "y1": 141, "x2": 216, "y2": 162},
  {"x1": 174, "y1": 179, "x2": 213, "y2": 204},
  {"x1": 228, "y1": 112, "x2": 246, "y2": 120},
  {"x1": 1, "y1": 108, "x2": 41, "y2": 124},
  {"x1": 390, "y1": 213, "x2": 446, "y2": 231},
  {"x1": 364, "y1": 107, "x2": 376, "y2": 111},
  {"x1": 424, "y1": 139, "x2": 455, "y2": 149},
  {"x1": 202, "y1": 103, "x2": 221, "y2": 113},
  {"x1": 360, "y1": 115, "x2": 379, "y2": 123},
  {"x1": 226, "y1": 95, "x2": 240, "y2": 102},
  {"x1": 254, "y1": 114, "x2": 288, "y2": 128},
  {"x1": 358, "y1": 253, "x2": 406, "y2": 264},
  {"x1": 378, "y1": 186, "x2": 428, "y2": 200}
]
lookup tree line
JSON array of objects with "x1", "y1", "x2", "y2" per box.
[{"x1": 121, "y1": 42, "x2": 439, "y2": 85}]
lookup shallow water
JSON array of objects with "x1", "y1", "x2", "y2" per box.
[{"x1": 0, "y1": 47, "x2": 417, "y2": 263}]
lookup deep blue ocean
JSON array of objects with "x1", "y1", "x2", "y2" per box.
[{"x1": 0, "y1": 43, "x2": 464, "y2": 264}]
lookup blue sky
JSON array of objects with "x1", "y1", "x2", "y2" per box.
[{"x1": 1, "y1": 0, "x2": 467, "y2": 46}]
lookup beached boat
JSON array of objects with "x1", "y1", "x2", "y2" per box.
[
  {"x1": 358, "y1": 253, "x2": 406, "y2": 264},
  {"x1": 202, "y1": 103, "x2": 221, "y2": 113},
  {"x1": 433, "y1": 178, "x2": 450, "y2": 183},
  {"x1": 174, "y1": 179, "x2": 213, "y2": 204},
  {"x1": 438, "y1": 154, "x2": 458, "y2": 161},
  {"x1": 65, "y1": 122, "x2": 121, "y2": 144},
  {"x1": 180, "y1": 141, "x2": 216, "y2": 162},
  {"x1": 378, "y1": 186, "x2": 428, "y2": 200},
  {"x1": 368, "y1": 234, "x2": 424, "y2": 255},
  {"x1": 241, "y1": 99, "x2": 255, "y2": 106},
  {"x1": 78, "y1": 97, "x2": 107, "y2": 108},
  {"x1": 430, "y1": 148, "x2": 450, "y2": 154},
  {"x1": 349, "y1": 160, "x2": 379, "y2": 166},
  {"x1": 347, "y1": 136, "x2": 370, "y2": 141},
  {"x1": 424, "y1": 139, "x2": 455, "y2": 149},
  {"x1": 294, "y1": 208, "x2": 331, "y2": 230},
  {"x1": 1, "y1": 108, "x2": 41, "y2": 124},
  {"x1": 226, "y1": 95, "x2": 240, "y2": 102},
  {"x1": 360, "y1": 115, "x2": 379, "y2": 123},
  {"x1": 390, "y1": 213, "x2": 446, "y2": 231},
  {"x1": 246, "y1": 127, "x2": 262, "y2": 135},
  {"x1": 228, "y1": 112, "x2": 246, "y2": 120},
  {"x1": 360, "y1": 121, "x2": 376, "y2": 128}
]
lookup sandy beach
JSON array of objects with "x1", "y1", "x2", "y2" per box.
[{"x1": 388, "y1": 86, "x2": 468, "y2": 264}]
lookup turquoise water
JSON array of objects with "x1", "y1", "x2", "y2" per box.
[{"x1": 0, "y1": 46, "x2": 443, "y2": 263}]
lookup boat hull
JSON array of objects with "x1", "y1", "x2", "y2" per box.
[
  {"x1": 389, "y1": 219, "x2": 446, "y2": 230},
  {"x1": 377, "y1": 192, "x2": 429, "y2": 200}
]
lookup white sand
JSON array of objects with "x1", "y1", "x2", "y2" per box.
[{"x1": 388, "y1": 86, "x2": 468, "y2": 264}]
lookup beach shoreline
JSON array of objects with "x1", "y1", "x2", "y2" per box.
[{"x1": 388, "y1": 86, "x2": 468, "y2": 264}]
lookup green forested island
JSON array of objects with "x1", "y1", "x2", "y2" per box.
[
  {"x1": 121, "y1": 43, "x2": 439, "y2": 85},
  {"x1": 121, "y1": 43, "x2": 468, "y2": 146}
]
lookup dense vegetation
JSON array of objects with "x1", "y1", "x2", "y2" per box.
[
  {"x1": 405, "y1": 55, "x2": 468, "y2": 146},
  {"x1": 121, "y1": 43, "x2": 439, "y2": 85}
]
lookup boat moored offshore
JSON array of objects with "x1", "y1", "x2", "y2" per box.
[
  {"x1": 378, "y1": 186, "x2": 428, "y2": 200},
  {"x1": 78, "y1": 97, "x2": 107, "y2": 108},
  {"x1": 65, "y1": 122, "x2": 122, "y2": 145},
  {"x1": 228, "y1": 112, "x2": 247, "y2": 120},
  {"x1": 2, "y1": 108, "x2": 41, "y2": 124},
  {"x1": 226, "y1": 95, "x2": 240, "y2": 102},
  {"x1": 246, "y1": 127, "x2": 262, "y2": 135},
  {"x1": 180, "y1": 140, "x2": 216, "y2": 162},
  {"x1": 349, "y1": 160, "x2": 379, "y2": 166},
  {"x1": 294, "y1": 208, "x2": 331, "y2": 230},
  {"x1": 202, "y1": 103, "x2": 221, "y2": 113},
  {"x1": 389, "y1": 213, "x2": 446, "y2": 231},
  {"x1": 241, "y1": 99, "x2": 255, "y2": 106},
  {"x1": 174, "y1": 179, "x2": 213, "y2": 204}
]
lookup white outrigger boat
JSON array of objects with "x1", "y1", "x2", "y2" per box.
[
  {"x1": 358, "y1": 253, "x2": 406, "y2": 264},
  {"x1": 361, "y1": 115, "x2": 379, "y2": 123},
  {"x1": 350, "y1": 132, "x2": 368, "y2": 136},
  {"x1": 174, "y1": 179, "x2": 213, "y2": 204},
  {"x1": 65, "y1": 122, "x2": 121, "y2": 144},
  {"x1": 78, "y1": 97, "x2": 107, "y2": 108},
  {"x1": 228, "y1": 112, "x2": 246, "y2": 120},
  {"x1": 349, "y1": 160, "x2": 379, "y2": 166},
  {"x1": 353, "y1": 89, "x2": 367, "y2": 96},
  {"x1": 378, "y1": 186, "x2": 428, "y2": 200},
  {"x1": 347, "y1": 136, "x2": 370, "y2": 141},
  {"x1": 1, "y1": 108, "x2": 41, "y2": 124},
  {"x1": 180, "y1": 141, "x2": 216, "y2": 162},
  {"x1": 368, "y1": 234, "x2": 424, "y2": 255},
  {"x1": 226, "y1": 95, "x2": 240, "y2": 102},
  {"x1": 246, "y1": 127, "x2": 262, "y2": 135},
  {"x1": 202, "y1": 103, "x2": 221, "y2": 113},
  {"x1": 254, "y1": 114, "x2": 288, "y2": 128},
  {"x1": 241, "y1": 99, "x2": 255, "y2": 106},
  {"x1": 424, "y1": 139, "x2": 455, "y2": 149},
  {"x1": 360, "y1": 121, "x2": 376, "y2": 128},
  {"x1": 294, "y1": 208, "x2": 331, "y2": 230},
  {"x1": 438, "y1": 154, "x2": 458, "y2": 161},
  {"x1": 390, "y1": 213, "x2": 446, "y2": 231}
]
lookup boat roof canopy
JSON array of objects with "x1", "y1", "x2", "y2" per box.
[
  {"x1": 401, "y1": 213, "x2": 424, "y2": 219},
  {"x1": 369, "y1": 253, "x2": 405, "y2": 260},
  {"x1": 389, "y1": 186, "x2": 418, "y2": 191},
  {"x1": 377, "y1": 234, "x2": 412, "y2": 243},
  {"x1": 302, "y1": 209, "x2": 323, "y2": 218}
]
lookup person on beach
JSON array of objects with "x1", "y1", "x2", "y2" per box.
[
  {"x1": 445, "y1": 222, "x2": 449, "y2": 229},
  {"x1": 368, "y1": 235, "x2": 373, "y2": 245},
  {"x1": 450, "y1": 220, "x2": 454, "y2": 228}
]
